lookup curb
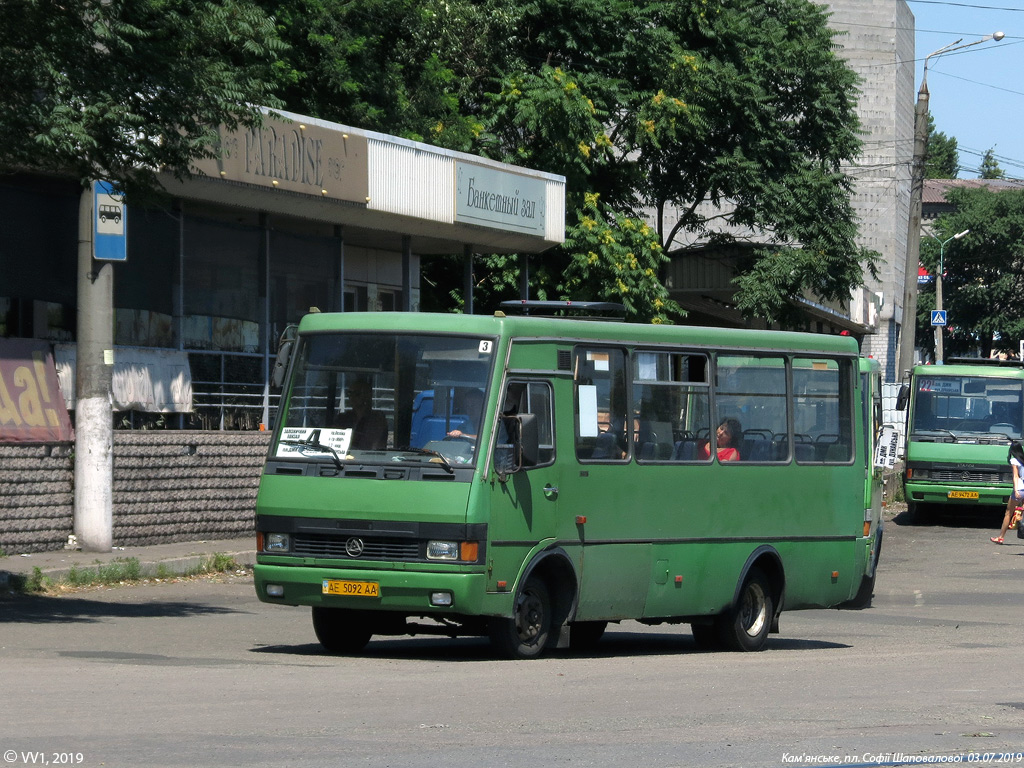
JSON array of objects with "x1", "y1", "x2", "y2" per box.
[{"x1": 0, "y1": 549, "x2": 256, "y2": 594}]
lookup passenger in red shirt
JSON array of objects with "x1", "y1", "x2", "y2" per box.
[{"x1": 700, "y1": 417, "x2": 742, "y2": 462}]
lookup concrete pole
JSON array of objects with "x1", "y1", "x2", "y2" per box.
[
  {"x1": 74, "y1": 184, "x2": 114, "y2": 552},
  {"x1": 897, "y1": 85, "x2": 929, "y2": 381}
]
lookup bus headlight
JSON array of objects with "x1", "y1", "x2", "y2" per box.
[
  {"x1": 426, "y1": 541, "x2": 479, "y2": 562},
  {"x1": 264, "y1": 533, "x2": 291, "y2": 552},
  {"x1": 426, "y1": 541, "x2": 459, "y2": 560}
]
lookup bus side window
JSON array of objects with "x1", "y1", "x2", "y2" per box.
[
  {"x1": 633, "y1": 350, "x2": 710, "y2": 463},
  {"x1": 574, "y1": 347, "x2": 628, "y2": 462},
  {"x1": 792, "y1": 358, "x2": 854, "y2": 464},
  {"x1": 715, "y1": 354, "x2": 788, "y2": 463}
]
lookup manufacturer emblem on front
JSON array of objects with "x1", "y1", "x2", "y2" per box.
[{"x1": 345, "y1": 537, "x2": 365, "y2": 557}]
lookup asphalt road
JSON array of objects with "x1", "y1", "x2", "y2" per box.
[{"x1": 2, "y1": 505, "x2": 1024, "y2": 768}]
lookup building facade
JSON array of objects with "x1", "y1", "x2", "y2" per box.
[{"x1": 0, "y1": 110, "x2": 565, "y2": 434}]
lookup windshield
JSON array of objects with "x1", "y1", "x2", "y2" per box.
[
  {"x1": 274, "y1": 332, "x2": 496, "y2": 467},
  {"x1": 911, "y1": 375, "x2": 1023, "y2": 439}
]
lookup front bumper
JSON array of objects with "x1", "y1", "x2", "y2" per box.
[{"x1": 254, "y1": 561, "x2": 500, "y2": 617}]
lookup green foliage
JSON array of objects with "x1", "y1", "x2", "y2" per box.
[
  {"x1": 268, "y1": 0, "x2": 871, "y2": 325},
  {"x1": 978, "y1": 148, "x2": 1006, "y2": 180},
  {"x1": 916, "y1": 188, "x2": 1024, "y2": 358},
  {"x1": 260, "y1": 0, "x2": 487, "y2": 148},
  {"x1": 559, "y1": 194, "x2": 681, "y2": 323},
  {"x1": 925, "y1": 115, "x2": 959, "y2": 179},
  {"x1": 0, "y1": 0, "x2": 286, "y2": 199}
]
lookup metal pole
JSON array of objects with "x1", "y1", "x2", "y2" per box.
[
  {"x1": 935, "y1": 244, "x2": 944, "y2": 364},
  {"x1": 463, "y1": 245, "x2": 474, "y2": 315},
  {"x1": 930, "y1": 229, "x2": 968, "y2": 365}
]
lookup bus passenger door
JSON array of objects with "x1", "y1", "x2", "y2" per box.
[{"x1": 486, "y1": 379, "x2": 562, "y2": 591}]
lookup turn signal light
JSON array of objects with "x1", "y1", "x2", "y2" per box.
[{"x1": 460, "y1": 541, "x2": 479, "y2": 562}]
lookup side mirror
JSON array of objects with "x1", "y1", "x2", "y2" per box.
[
  {"x1": 271, "y1": 325, "x2": 298, "y2": 389},
  {"x1": 895, "y1": 384, "x2": 910, "y2": 411},
  {"x1": 497, "y1": 412, "x2": 539, "y2": 481},
  {"x1": 517, "y1": 413, "x2": 539, "y2": 467}
]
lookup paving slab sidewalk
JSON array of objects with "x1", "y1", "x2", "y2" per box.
[{"x1": 0, "y1": 536, "x2": 255, "y2": 592}]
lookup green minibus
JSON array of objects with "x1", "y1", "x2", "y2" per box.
[
  {"x1": 254, "y1": 308, "x2": 880, "y2": 658},
  {"x1": 899, "y1": 361, "x2": 1022, "y2": 519}
]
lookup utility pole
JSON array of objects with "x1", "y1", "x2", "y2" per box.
[
  {"x1": 74, "y1": 184, "x2": 115, "y2": 552},
  {"x1": 897, "y1": 32, "x2": 1004, "y2": 380}
]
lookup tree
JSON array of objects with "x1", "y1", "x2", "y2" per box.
[
  {"x1": 979, "y1": 148, "x2": 1006, "y2": 180},
  {"x1": 925, "y1": 115, "x2": 959, "y2": 179},
  {"x1": 265, "y1": 0, "x2": 873, "y2": 325},
  {"x1": 916, "y1": 187, "x2": 1024, "y2": 358},
  {"x1": 0, "y1": 0, "x2": 286, "y2": 198},
  {"x1": 0, "y1": 0, "x2": 286, "y2": 552}
]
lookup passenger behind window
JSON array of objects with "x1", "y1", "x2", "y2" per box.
[
  {"x1": 700, "y1": 417, "x2": 742, "y2": 462},
  {"x1": 335, "y1": 377, "x2": 388, "y2": 450}
]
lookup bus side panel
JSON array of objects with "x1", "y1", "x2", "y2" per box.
[{"x1": 565, "y1": 463, "x2": 865, "y2": 621}]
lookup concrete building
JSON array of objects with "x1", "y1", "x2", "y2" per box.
[{"x1": 829, "y1": 0, "x2": 916, "y2": 382}]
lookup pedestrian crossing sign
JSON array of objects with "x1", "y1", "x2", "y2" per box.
[{"x1": 930, "y1": 310, "x2": 947, "y2": 326}]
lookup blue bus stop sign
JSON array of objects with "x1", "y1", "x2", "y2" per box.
[
  {"x1": 93, "y1": 180, "x2": 127, "y2": 261},
  {"x1": 930, "y1": 310, "x2": 947, "y2": 326}
]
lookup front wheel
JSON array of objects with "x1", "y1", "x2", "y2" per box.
[
  {"x1": 312, "y1": 607, "x2": 373, "y2": 654},
  {"x1": 717, "y1": 567, "x2": 774, "y2": 652},
  {"x1": 489, "y1": 576, "x2": 552, "y2": 659}
]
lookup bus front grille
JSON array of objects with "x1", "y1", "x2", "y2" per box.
[
  {"x1": 292, "y1": 533, "x2": 420, "y2": 560},
  {"x1": 929, "y1": 470, "x2": 1005, "y2": 483}
]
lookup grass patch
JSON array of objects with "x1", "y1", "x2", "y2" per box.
[{"x1": 15, "y1": 553, "x2": 244, "y2": 594}]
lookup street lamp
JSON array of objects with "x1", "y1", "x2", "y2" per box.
[
  {"x1": 897, "y1": 31, "x2": 1004, "y2": 379},
  {"x1": 930, "y1": 228, "x2": 969, "y2": 364}
]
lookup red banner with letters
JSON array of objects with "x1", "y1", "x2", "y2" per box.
[{"x1": 0, "y1": 338, "x2": 75, "y2": 443}]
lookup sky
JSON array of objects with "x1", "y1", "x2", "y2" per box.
[{"x1": 907, "y1": 0, "x2": 1024, "y2": 179}]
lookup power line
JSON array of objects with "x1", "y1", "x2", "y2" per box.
[{"x1": 907, "y1": 0, "x2": 1024, "y2": 11}]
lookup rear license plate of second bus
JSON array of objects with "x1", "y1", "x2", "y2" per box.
[
  {"x1": 322, "y1": 580, "x2": 380, "y2": 597},
  {"x1": 948, "y1": 490, "x2": 979, "y2": 500}
]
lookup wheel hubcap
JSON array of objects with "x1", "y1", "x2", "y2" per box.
[
  {"x1": 740, "y1": 582, "x2": 768, "y2": 637},
  {"x1": 515, "y1": 590, "x2": 543, "y2": 644}
]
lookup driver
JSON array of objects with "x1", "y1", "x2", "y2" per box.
[
  {"x1": 447, "y1": 388, "x2": 485, "y2": 441},
  {"x1": 335, "y1": 378, "x2": 388, "y2": 450}
]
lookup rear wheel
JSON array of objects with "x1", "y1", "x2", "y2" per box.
[
  {"x1": 489, "y1": 576, "x2": 552, "y2": 659},
  {"x1": 312, "y1": 607, "x2": 373, "y2": 654},
  {"x1": 718, "y1": 567, "x2": 774, "y2": 652}
]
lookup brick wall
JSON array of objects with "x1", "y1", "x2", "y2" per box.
[{"x1": 0, "y1": 431, "x2": 271, "y2": 554}]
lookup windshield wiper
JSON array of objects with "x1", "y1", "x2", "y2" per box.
[
  {"x1": 396, "y1": 447, "x2": 454, "y2": 474},
  {"x1": 280, "y1": 430, "x2": 344, "y2": 470}
]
